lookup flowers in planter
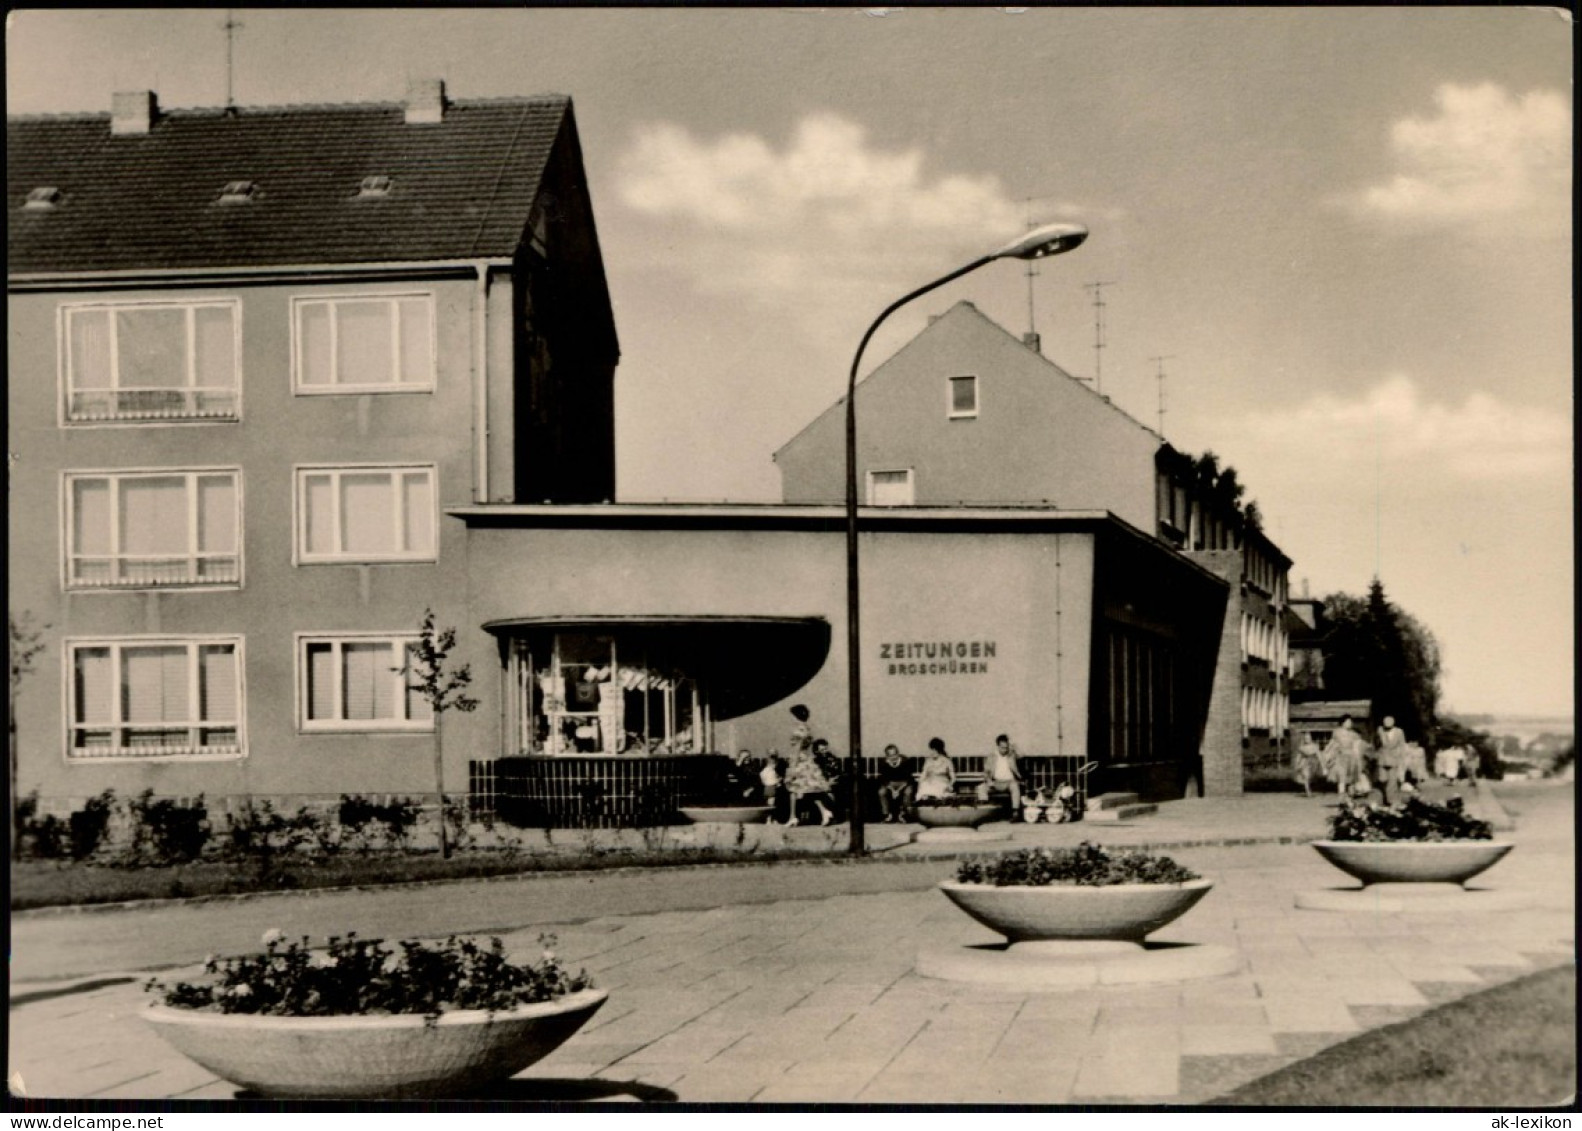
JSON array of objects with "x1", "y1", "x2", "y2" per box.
[
  {"x1": 148, "y1": 930, "x2": 591, "y2": 1017},
  {"x1": 914, "y1": 794, "x2": 996, "y2": 809},
  {"x1": 955, "y1": 842, "x2": 1199, "y2": 887},
  {"x1": 1328, "y1": 795, "x2": 1492, "y2": 843}
]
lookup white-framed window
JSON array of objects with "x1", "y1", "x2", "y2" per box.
[
  {"x1": 292, "y1": 293, "x2": 435, "y2": 393},
  {"x1": 948, "y1": 374, "x2": 979, "y2": 419},
  {"x1": 64, "y1": 469, "x2": 241, "y2": 590},
  {"x1": 297, "y1": 634, "x2": 434, "y2": 732},
  {"x1": 295, "y1": 464, "x2": 437, "y2": 563},
  {"x1": 65, "y1": 636, "x2": 244, "y2": 760},
  {"x1": 866, "y1": 468, "x2": 915, "y2": 506},
  {"x1": 60, "y1": 299, "x2": 240, "y2": 424}
]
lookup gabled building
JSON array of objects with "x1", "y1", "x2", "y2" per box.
[
  {"x1": 10, "y1": 90, "x2": 1230, "y2": 822},
  {"x1": 776, "y1": 300, "x2": 1293, "y2": 793},
  {"x1": 9, "y1": 82, "x2": 618, "y2": 804}
]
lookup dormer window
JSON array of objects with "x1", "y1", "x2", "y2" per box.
[
  {"x1": 24, "y1": 186, "x2": 63, "y2": 211},
  {"x1": 356, "y1": 175, "x2": 393, "y2": 199},
  {"x1": 217, "y1": 180, "x2": 260, "y2": 205}
]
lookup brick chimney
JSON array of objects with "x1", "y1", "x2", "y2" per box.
[
  {"x1": 405, "y1": 78, "x2": 446, "y2": 124},
  {"x1": 111, "y1": 90, "x2": 158, "y2": 135},
  {"x1": 1022, "y1": 331, "x2": 1042, "y2": 354}
]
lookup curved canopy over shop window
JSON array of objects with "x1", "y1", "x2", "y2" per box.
[{"x1": 481, "y1": 615, "x2": 831, "y2": 721}]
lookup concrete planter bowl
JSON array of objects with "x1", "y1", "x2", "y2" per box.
[
  {"x1": 1310, "y1": 840, "x2": 1514, "y2": 886},
  {"x1": 938, "y1": 878, "x2": 1215, "y2": 943},
  {"x1": 679, "y1": 805, "x2": 772, "y2": 824},
  {"x1": 142, "y1": 988, "x2": 608, "y2": 1099},
  {"x1": 915, "y1": 803, "x2": 1002, "y2": 829}
]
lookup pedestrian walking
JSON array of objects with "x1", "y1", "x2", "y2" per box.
[
  {"x1": 1376, "y1": 716, "x2": 1407, "y2": 805},
  {"x1": 1294, "y1": 734, "x2": 1322, "y2": 797}
]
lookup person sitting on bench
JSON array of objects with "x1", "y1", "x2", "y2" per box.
[{"x1": 979, "y1": 733, "x2": 1024, "y2": 818}]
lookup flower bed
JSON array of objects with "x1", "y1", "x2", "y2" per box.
[
  {"x1": 955, "y1": 842, "x2": 1199, "y2": 887},
  {"x1": 1327, "y1": 795, "x2": 1492, "y2": 843}
]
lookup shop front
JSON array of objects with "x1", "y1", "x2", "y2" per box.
[
  {"x1": 478, "y1": 615, "x2": 829, "y2": 827},
  {"x1": 449, "y1": 504, "x2": 1231, "y2": 824}
]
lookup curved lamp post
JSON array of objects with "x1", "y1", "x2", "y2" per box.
[{"x1": 843, "y1": 222, "x2": 1089, "y2": 854}]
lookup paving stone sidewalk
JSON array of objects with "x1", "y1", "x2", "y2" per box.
[{"x1": 8, "y1": 784, "x2": 1573, "y2": 1105}]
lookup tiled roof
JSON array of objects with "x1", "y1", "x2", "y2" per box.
[{"x1": 8, "y1": 97, "x2": 570, "y2": 275}]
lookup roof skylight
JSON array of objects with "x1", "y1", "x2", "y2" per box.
[
  {"x1": 218, "y1": 180, "x2": 260, "y2": 204},
  {"x1": 24, "y1": 186, "x2": 64, "y2": 211},
  {"x1": 356, "y1": 175, "x2": 393, "y2": 198}
]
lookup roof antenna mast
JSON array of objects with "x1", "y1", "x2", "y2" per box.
[
  {"x1": 1149, "y1": 355, "x2": 1176, "y2": 437},
  {"x1": 1082, "y1": 280, "x2": 1118, "y2": 393},
  {"x1": 222, "y1": 10, "x2": 244, "y2": 113}
]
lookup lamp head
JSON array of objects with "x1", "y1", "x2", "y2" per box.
[{"x1": 993, "y1": 221, "x2": 1089, "y2": 261}]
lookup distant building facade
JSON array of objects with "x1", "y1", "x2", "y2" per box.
[{"x1": 776, "y1": 301, "x2": 1294, "y2": 792}]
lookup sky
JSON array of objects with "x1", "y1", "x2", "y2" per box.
[{"x1": 7, "y1": 8, "x2": 1573, "y2": 718}]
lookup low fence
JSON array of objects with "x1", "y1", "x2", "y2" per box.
[{"x1": 469, "y1": 754, "x2": 1097, "y2": 829}]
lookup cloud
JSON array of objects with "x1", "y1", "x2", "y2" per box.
[
  {"x1": 1227, "y1": 375, "x2": 1571, "y2": 487},
  {"x1": 1348, "y1": 83, "x2": 1571, "y2": 228},
  {"x1": 612, "y1": 113, "x2": 1089, "y2": 326}
]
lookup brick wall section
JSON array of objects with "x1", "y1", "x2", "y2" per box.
[{"x1": 1184, "y1": 549, "x2": 1246, "y2": 796}]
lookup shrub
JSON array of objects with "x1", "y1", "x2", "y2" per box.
[
  {"x1": 224, "y1": 801, "x2": 326, "y2": 864},
  {"x1": 1328, "y1": 795, "x2": 1492, "y2": 842},
  {"x1": 337, "y1": 795, "x2": 422, "y2": 851},
  {"x1": 126, "y1": 790, "x2": 212, "y2": 865},
  {"x1": 67, "y1": 790, "x2": 117, "y2": 860},
  {"x1": 956, "y1": 842, "x2": 1199, "y2": 887},
  {"x1": 16, "y1": 792, "x2": 70, "y2": 859},
  {"x1": 148, "y1": 931, "x2": 592, "y2": 1017}
]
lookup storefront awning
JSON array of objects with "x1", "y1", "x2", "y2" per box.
[{"x1": 480, "y1": 615, "x2": 831, "y2": 721}]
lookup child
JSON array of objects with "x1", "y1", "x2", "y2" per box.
[
  {"x1": 1052, "y1": 782, "x2": 1078, "y2": 823},
  {"x1": 759, "y1": 749, "x2": 782, "y2": 815}
]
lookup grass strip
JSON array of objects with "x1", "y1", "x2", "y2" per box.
[
  {"x1": 1215, "y1": 964, "x2": 1576, "y2": 1107},
  {"x1": 11, "y1": 846, "x2": 851, "y2": 910}
]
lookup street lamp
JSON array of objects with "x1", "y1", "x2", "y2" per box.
[{"x1": 843, "y1": 221, "x2": 1088, "y2": 854}]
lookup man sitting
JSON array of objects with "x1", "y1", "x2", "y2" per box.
[{"x1": 979, "y1": 733, "x2": 1024, "y2": 819}]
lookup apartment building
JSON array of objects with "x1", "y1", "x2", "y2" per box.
[{"x1": 8, "y1": 82, "x2": 618, "y2": 805}]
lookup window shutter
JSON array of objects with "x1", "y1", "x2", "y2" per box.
[
  {"x1": 340, "y1": 472, "x2": 394, "y2": 555},
  {"x1": 337, "y1": 301, "x2": 393, "y2": 386},
  {"x1": 398, "y1": 298, "x2": 432, "y2": 385},
  {"x1": 305, "y1": 642, "x2": 334, "y2": 721},
  {"x1": 116, "y1": 307, "x2": 186, "y2": 389},
  {"x1": 193, "y1": 306, "x2": 236, "y2": 389},
  {"x1": 299, "y1": 302, "x2": 332, "y2": 386},
  {"x1": 303, "y1": 473, "x2": 335, "y2": 555},
  {"x1": 199, "y1": 644, "x2": 237, "y2": 724},
  {"x1": 73, "y1": 478, "x2": 113, "y2": 555},
  {"x1": 404, "y1": 641, "x2": 432, "y2": 722},
  {"x1": 342, "y1": 641, "x2": 394, "y2": 720},
  {"x1": 74, "y1": 647, "x2": 114, "y2": 723},
  {"x1": 123, "y1": 645, "x2": 186, "y2": 723},
  {"x1": 120, "y1": 476, "x2": 187, "y2": 555},
  {"x1": 197, "y1": 475, "x2": 237, "y2": 554},
  {"x1": 401, "y1": 471, "x2": 433, "y2": 553},
  {"x1": 69, "y1": 310, "x2": 113, "y2": 390}
]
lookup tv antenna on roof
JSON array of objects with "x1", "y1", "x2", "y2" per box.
[
  {"x1": 222, "y1": 10, "x2": 243, "y2": 113},
  {"x1": 1082, "y1": 281, "x2": 1118, "y2": 393},
  {"x1": 1149, "y1": 355, "x2": 1176, "y2": 437},
  {"x1": 1021, "y1": 200, "x2": 1042, "y2": 353}
]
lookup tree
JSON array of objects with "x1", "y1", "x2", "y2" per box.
[
  {"x1": 1317, "y1": 580, "x2": 1441, "y2": 741},
  {"x1": 402, "y1": 610, "x2": 479, "y2": 859},
  {"x1": 10, "y1": 612, "x2": 48, "y2": 861}
]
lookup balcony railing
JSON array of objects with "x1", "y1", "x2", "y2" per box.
[
  {"x1": 68, "y1": 555, "x2": 240, "y2": 590},
  {"x1": 69, "y1": 728, "x2": 241, "y2": 760},
  {"x1": 66, "y1": 387, "x2": 239, "y2": 423}
]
